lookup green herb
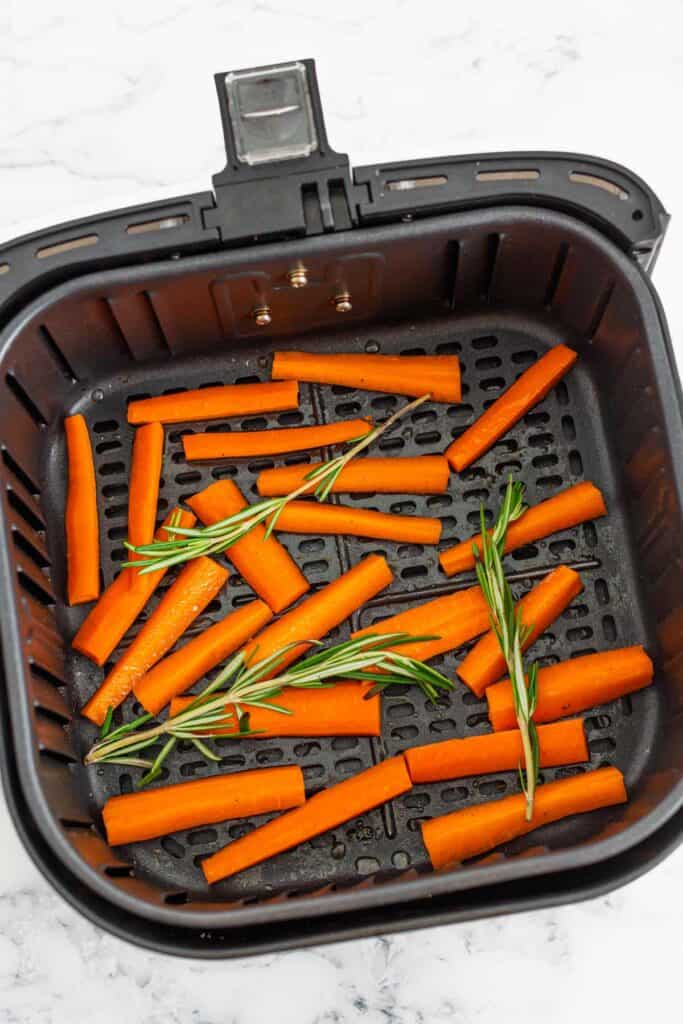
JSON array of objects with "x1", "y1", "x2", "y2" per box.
[
  {"x1": 121, "y1": 393, "x2": 431, "y2": 575},
  {"x1": 84, "y1": 631, "x2": 452, "y2": 787},
  {"x1": 99, "y1": 705, "x2": 114, "y2": 739},
  {"x1": 472, "y1": 477, "x2": 540, "y2": 820}
]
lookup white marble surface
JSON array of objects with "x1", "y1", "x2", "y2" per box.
[{"x1": 2, "y1": 1, "x2": 683, "y2": 1020}]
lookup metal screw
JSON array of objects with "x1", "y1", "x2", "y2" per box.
[
  {"x1": 287, "y1": 266, "x2": 308, "y2": 288},
  {"x1": 334, "y1": 292, "x2": 352, "y2": 313},
  {"x1": 252, "y1": 304, "x2": 272, "y2": 327}
]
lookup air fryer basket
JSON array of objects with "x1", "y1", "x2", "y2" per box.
[{"x1": 0, "y1": 61, "x2": 681, "y2": 957}]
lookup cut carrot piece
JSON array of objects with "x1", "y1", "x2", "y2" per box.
[
  {"x1": 103, "y1": 765, "x2": 305, "y2": 846},
  {"x1": 257, "y1": 456, "x2": 450, "y2": 497},
  {"x1": 272, "y1": 501, "x2": 442, "y2": 544},
  {"x1": 457, "y1": 566, "x2": 583, "y2": 696},
  {"x1": 487, "y1": 646, "x2": 654, "y2": 731},
  {"x1": 134, "y1": 600, "x2": 273, "y2": 715},
  {"x1": 169, "y1": 681, "x2": 381, "y2": 738},
  {"x1": 241, "y1": 554, "x2": 394, "y2": 676},
  {"x1": 405, "y1": 719, "x2": 588, "y2": 783},
  {"x1": 445, "y1": 345, "x2": 578, "y2": 472},
  {"x1": 272, "y1": 350, "x2": 461, "y2": 403},
  {"x1": 127, "y1": 380, "x2": 299, "y2": 425},
  {"x1": 186, "y1": 480, "x2": 309, "y2": 614},
  {"x1": 352, "y1": 585, "x2": 491, "y2": 662},
  {"x1": 82, "y1": 557, "x2": 228, "y2": 725},
  {"x1": 421, "y1": 765, "x2": 626, "y2": 868},
  {"x1": 202, "y1": 755, "x2": 412, "y2": 883},
  {"x1": 440, "y1": 482, "x2": 607, "y2": 576},
  {"x1": 64, "y1": 414, "x2": 100, "y2": 605},
  {"x1": 127, "y1": 423, "x2": 164, "y2": 556},
  {"x1": 184, "y1": 418, "x2": 372, "y2": 461},
  {"x1": 72, "y1": 509, "x2": 196, "y2": 666},
  {"x1": 355, "y1": 585, "x2": 487, "y2": 636}
]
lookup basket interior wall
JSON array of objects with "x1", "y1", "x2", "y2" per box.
[{"x1": 0, "y1": 208, "x2": 681, "y2": 913}]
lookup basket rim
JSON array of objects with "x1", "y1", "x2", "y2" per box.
[{"x1": 1, "y1": 203, "x2": 681, "y2": 934}]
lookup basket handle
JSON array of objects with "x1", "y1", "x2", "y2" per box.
[{"x1": 206, "y1": 59, "x2": 357, "y2": 244}]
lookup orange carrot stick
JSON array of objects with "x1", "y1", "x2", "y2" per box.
[
  {"x1": 72, "y1": 509, "x2": 196, "y2": 666},
  {"x1": 127, "y1": 423, "x2": 164, "y2": 554},
  {"x1": 82, "y1": 556, "x2": 228, "y2": 725},
  {"x1": 487, "y1": 646, "x2": 654, "y2": 731},
  {"x1": 127, "y1": 380, "x2": 299, "y2": 425},
  {"x1": 457, "y1": 566, "x2": 583, "y2": 697},
  {"x1": 257, "y1": 456, "x2": 450, "y2": 497},
  {"x1": 186, "y1": 481, "x2": 309, "y2": 613},
  {"x1": 355, "y1": 585, "x2": 488, "y2": 636},
  {"x1": 183, "y1": 418, "x2": 372, "y2": 461},
  {"x1": 64, "y1": 414, "x2": 100, "y2": 605},
  {"x1": 103, "y1": 765, "x2": 305, "y2": 846},
  {"x1": 352, "y1": 585, "x2": 491, "y2": 662},
  {"x1": 241, "y1": 554, "x2": 394, "y2": 676},
  {"x1": 445, "y1": 345, "x2": 578, "y2": 472},
  {"x1": 405, "y1": 719, "x2": 588, "y2": 783},
  {"x1": 169, "y1": 680, "x2": 381, "y2": 737},
  {"x1": 421, "y1": 765, "x2": 627, "y2": 868},
  {"x1": 440, "y1": 482, "x2": 607, "y2": 576},
  {"x1": 272, "y1": 350, "x2": 461, "y2": 403},
  {"x1": 272, "y1": 501, "x2": 442, "y2": 544},
  {"x1": 134, "y1": 600, "x2": 274, "y2": 715},
  {"x1": 202, "y1": 755, "x2": 412, "y2": 883}
]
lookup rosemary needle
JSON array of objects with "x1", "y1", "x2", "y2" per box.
[
  {"x1": 122, "y1": 393, "x2": 431, "y2": 575},
  {"x1": 84, "y1": 632, "x2": 453, "y2": 787},
  {"x1": 472, "y1": 477, "x2": 540, "y2": 820}
]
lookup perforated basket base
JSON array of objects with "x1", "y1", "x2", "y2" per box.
[{"x1": 42, "y1": 311, "x2": 661, "y2": 905}]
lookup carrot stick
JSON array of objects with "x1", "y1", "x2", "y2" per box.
[
  {"x1": 457, "y1": 566, "x2": 583, "y2": 697},
  {"x1": 202, "y1": 755, "x2": 412, "y2": 883},
  {"x1": 439, "y1": 482, "x2": 607, "y2": 576},
  {"x1": 127, "y1": 380, "x2": 299, "y2": 425},
  {"x1": 257, "y1": 456, "x2": 450, "y2": 497},
  {"x1": 352, "y1": 585, "x2": 491, "y2": 662},
  {"x1": 72, "y1": 508, "x2": 196, "y2": 666},
  {"x1": 241, "y1": 554, "x2": 394, "y2": 676},
  {"x1": 183, "y1": 418, "x2": 372, "y2": 461},
  {"x1": 355, "y1": 585, "x2": 487, "y2": 636},
  {"x1": 272, "y1": 350, "x2": 462, "y2": 403},
  {"x1": 64, "y1": 414, "x2": 100, "y2": 605},
  {"x1": 169, "y1": 681, "x2": 381, "y2": 738},
  {"x1": 103, "y1": 765, "x2": 305, "y2": 846},
  {"x1": 186, "y1": 481, "x2": 309, "y2": 613},
  {"x1": 421, "y1": 765, "x2": 627, "y2": 868},
  {"x1": 82, "y1": 556, "x2": 228, "y2": 725},
  {"x1": 487, "y1": 646, "x2": 654, "y2": 731},
  {"x1": 405, "y1": 719, "x2": 588, "y2": 783},
  {"x1": 134, "y1": 600, "x2": 274, "y2": 715},
  {"x1": 127, "y1": 423, "x2": 164, "y2": 555},
  {"x1": 445, "y1": 345, "x2": 578, "y2": 472},
  {"x1": 271, "y1": 501, "x2": 442, "y2": 544}
]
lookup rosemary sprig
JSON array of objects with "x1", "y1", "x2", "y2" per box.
[
  {"x1": 472, "y1": 477, "x2": 540, "y2": 820},
  {"x1": 84, "y1": 632, "x2": 453, "y2": 787},
  {"x1": 122, "y1": 394, "x2": 431, "y2": 575}
]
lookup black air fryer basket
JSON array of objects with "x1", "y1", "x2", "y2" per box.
[{"x1": 0, "y1": 61, "x2": 681, "y2": 958}]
